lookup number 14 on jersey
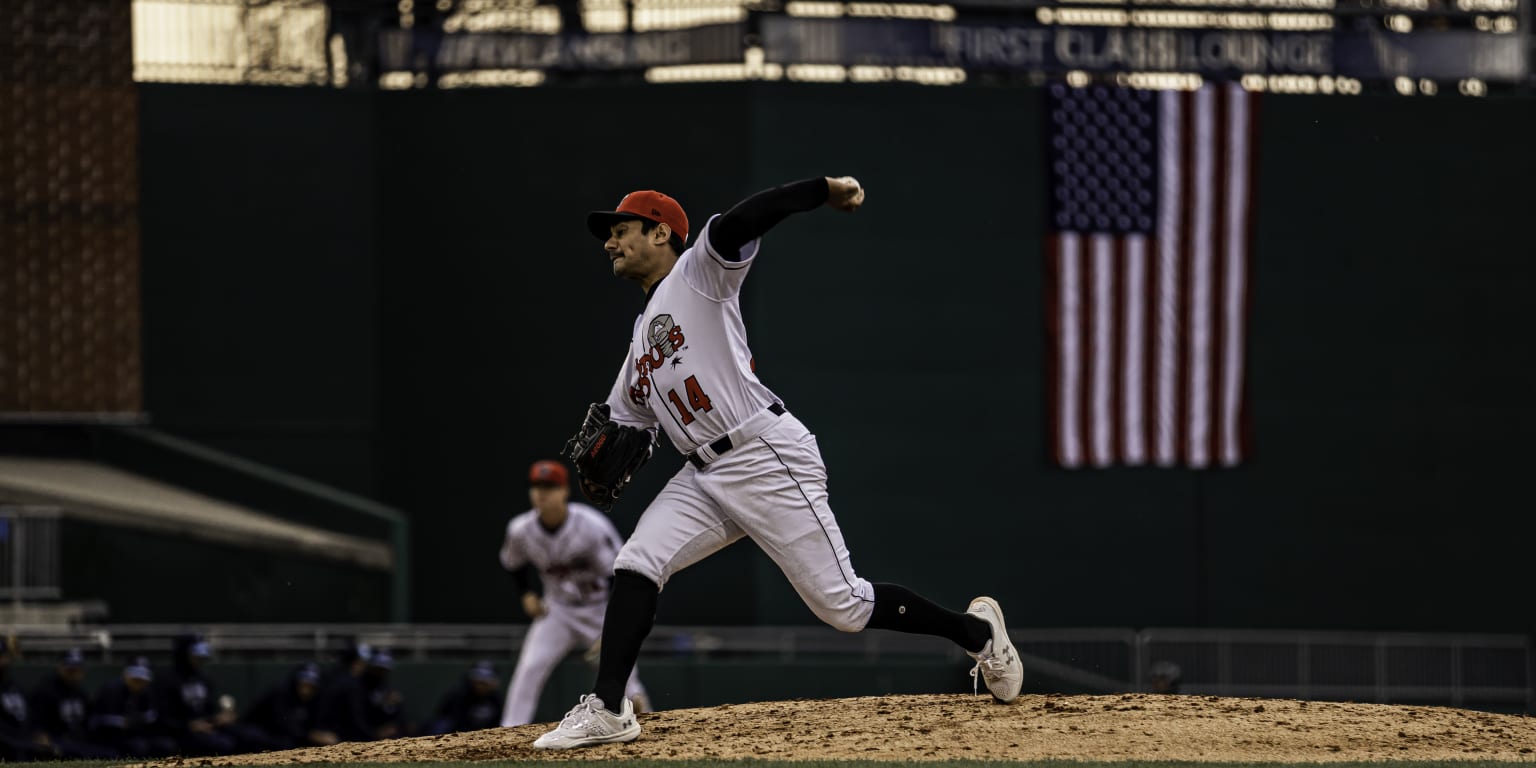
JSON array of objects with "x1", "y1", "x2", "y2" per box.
[{"x1": 666, "y1": 375, "x2": 713, "y2": 425}]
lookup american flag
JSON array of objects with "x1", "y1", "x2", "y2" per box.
[{"x1": 1046, "y1": 82, "x2": 1258, "y2": 469}]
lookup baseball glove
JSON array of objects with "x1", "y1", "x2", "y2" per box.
[{"x1": 561, "y1": 403, "x2": 657, "y2": 511}]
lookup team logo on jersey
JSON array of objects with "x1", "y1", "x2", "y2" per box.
[
  {"x1": 545, "y1": 556, "x2": 595, "y2": 578},
  {"x1": 648, "y1": 315, "x2": 681, "y2": 356},
  {"x1": 630, "y1": 314, "x2": 687, "y2": 407}
]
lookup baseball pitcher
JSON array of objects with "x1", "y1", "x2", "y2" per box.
[{"x1": 536, "y1": 178, "x2": 1023, "y2": 750}]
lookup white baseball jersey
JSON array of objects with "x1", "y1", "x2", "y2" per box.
[
  {"x1": 603, "y1": 213, "x2": 876, "y2": 632},
  {"x1": 498, "y1": 503, "x2": 647, "y2": 726},
  {"x1": 603, "y1": 215, "x2": 779, "y2": 452},
  {"x1": 499, "y1": 503, "x2": 623, "y2": 607}
]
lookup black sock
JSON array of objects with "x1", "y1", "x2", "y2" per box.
[
  {"x1": 865, "y1": 583, "x2": 992, "y2": 654},
  {"x1": 592, "y1": 569, "x2": 658, "y2": 709}
]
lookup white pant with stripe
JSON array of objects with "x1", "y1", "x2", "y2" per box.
[{"x1": 613, "y1": 412, "x2": 876, "y2": 633}]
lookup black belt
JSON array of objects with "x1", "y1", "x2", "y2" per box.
[{"x1": 687, "y1": 402, "x2": 786, "y2": 469}]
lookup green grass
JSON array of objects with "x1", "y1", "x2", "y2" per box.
[{"x1": 29, "y1": 761, "x2": 1536, "y2": 768}]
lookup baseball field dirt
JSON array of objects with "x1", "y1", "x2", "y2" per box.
[{"x1": 145, "y1": 693, "x2": 1536, "y2": 765}]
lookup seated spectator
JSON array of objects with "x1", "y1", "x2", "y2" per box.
[
  {"x1": 244, "y1": 663, "x2": 337, "y2": 749},
  {"x1": 317, "y1": 641, "x2": 374, "y2": 742},
  {"x1": 156, "y1": 632, "x2": 279, "y2": 755},
  {"x1": 28, "y1": 648, "x2": 118, "y2": 758},
  {"x1": 428, "y1": 660, "x2": 503, "y2": 735},
  {"x1": 90, "y1": 658, "x2": 178, "y2": 758},
  {"x1": 0, "y1": 636, "x2": 55, "y2": 761},
  {"x1": 362, "y1": 650, "x2": 407, "y2": 740}
]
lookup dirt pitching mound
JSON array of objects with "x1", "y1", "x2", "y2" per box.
[{"x1": 149, "y1": 693, "x2": 1536, "y2": 764}]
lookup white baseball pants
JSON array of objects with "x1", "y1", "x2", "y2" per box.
[{"x1": 613, "y1": 413, "x2": 876, "y2": 632}]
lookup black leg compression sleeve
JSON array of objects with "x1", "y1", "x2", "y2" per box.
[
  {"x1": 592, "y1": 569, "x2": 659, "y2": 709},
  {"x1": 866, "y1": 583, "x2": 992, "y2": 654}
]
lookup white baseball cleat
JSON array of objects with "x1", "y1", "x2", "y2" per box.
[
  {"x1": 531, "y1": 694, "x2": 640, "y2": 749},
  {"x1": 966, "y1": 596, "x2": 1024, "y2": 703}
]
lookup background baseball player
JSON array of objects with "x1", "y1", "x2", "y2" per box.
[
  {"x1": 500, "y1": 460, "x2": 649, "y2": 727},
  {"x1": 536, "y1": 178, "x2": 1024, "y2": 750}
]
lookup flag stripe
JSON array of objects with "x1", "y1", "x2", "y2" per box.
[
  {"x1": 1211, "y1": 83, "x2": 1230, "y2": 466},
  {"x1": 1056, "y1": 232, "x2": 1084, "y2": 468},
  {"x1": 1122, "y1": 234, "x2": 1148, "y2": 465},
  {"x1": 1187, "y1": 85, "x2": 1216, "y2": 469},
  {"x1": 1222, "y1": 83, "x2": 1251, "y2": 466},
  {"x1": 1090, "y1": 233, "x2": 1115, "y2": 467},
  {"x1": 1141, "y1": 230, "x2": 1158, "y2": 467},
  {"x1": 1174, "y1": 89, "x2": 1194, "y2": 467},
  {"x1": 1110, "y1": 236, "x2": 1126, "y2": 465},
  {"x1": 1078, "y1": 229, "x2": 1092, "y2": 470},
  {"x1": 1155, "y1": 89, "x2": 1182, "y2": 467}
]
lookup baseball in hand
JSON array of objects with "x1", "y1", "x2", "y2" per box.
[{"x1": 827, "y1": 176, "x2": 865, "y2": 212}]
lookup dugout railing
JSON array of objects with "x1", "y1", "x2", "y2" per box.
[
  {"x1": 8, "y1": 624, "x2": 1530, "y2": 712},
  {"x1": 1135, "y1": 627, "x2": 1534, "y2": 712}
]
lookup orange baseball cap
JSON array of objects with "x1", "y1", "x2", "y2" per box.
[
  {"x1": 528, "y1": 460, "x2": 568, "y2": 487},
  {"x1": 587, "y1": 190, "x2": 689, "y2": 244}
]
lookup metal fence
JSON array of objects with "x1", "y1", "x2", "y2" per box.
[
  {"x1": 1137, "y1": 627, "x2": 1534, "y2": 711},
  {"x1": 8, "y1": 622, "x2": 1530, "y2": 711},
  {"x1": 0, "y1": 506, "x2": 63, "y2": 603}
]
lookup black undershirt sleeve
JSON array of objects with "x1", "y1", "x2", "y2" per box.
[
  {"x1": 510, "y1": 564, "x2": 535, "y2": 595},
  {"x1": 708, "y1": 177, "x2": 830, "y2": 261}
]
